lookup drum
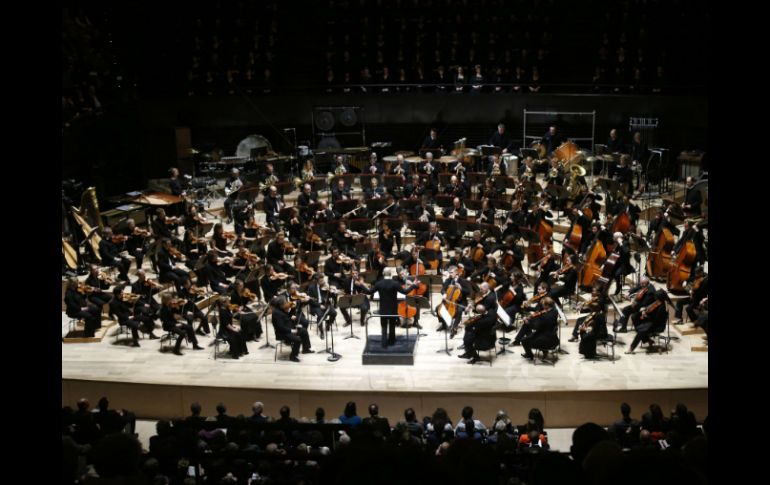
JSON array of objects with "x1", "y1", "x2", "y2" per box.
[
  {"x1": 530, "y1": 141, "x2": 546, "y2": 159},
  {"x1": 394, "y1": 150, "x2": 415, "y2": 157},
  {"x1": 382, "y1": 155, "x2": 398, "y2": 173},
  {"x1": 502, "y1": 154, "x2": 519, "y2": 175},
  {"x1": 405, "y1": 156, "x2": 423, "y2": 164},
  {"x1": 553, "y1": 141, "x2": 579, "y2": 162},
  {"x1": 439, "y1": 155, "x2": 458, "y2": 166}
]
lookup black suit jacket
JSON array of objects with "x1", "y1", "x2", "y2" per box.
[
  {"x1": 684, "y1": 187, "x2": 702, "y2": 215},
  {"x1": 366, "y1": 278, "x2": 414, "y2": 314},
  {"x1": 472, "y1": 311, "x2": 498, "y2": 349},
  {"x1": 271, "y1": 307, "x2": 296, "y2": 340},
  {"x1": 332, "y1": 186, "x2": 351, "y2": 201}
]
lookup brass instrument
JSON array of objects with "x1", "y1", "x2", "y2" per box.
[
  {"x1": 567, "y1": 163, "x2": 587, "y2": 199},
  {"x1": 547, "y1": 166, "x2": 559, "y2": 179},
  {"x1": 490, "y1": 162, "x2": 502, "y2": 177},
  {"x1": 258, "y1": 174, "x2": 279, "y2": 194}
]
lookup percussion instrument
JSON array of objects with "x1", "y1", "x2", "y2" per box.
[
  {"x1": 553, "y1": 141, "x2": 579, "y2": 163},
  {"x1": 405, "y1": 156, "x2": 423, "y2": 164},
  {"x1": 502, "y1": 154, "x2": 519, "y2": 174},
  {"x1": 439, "y1": 155, "x2": 458, "y2": 165}
]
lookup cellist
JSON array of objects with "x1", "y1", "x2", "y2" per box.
[{"x1": 435, "y1": 265, "x2": 471, "y2": 333}]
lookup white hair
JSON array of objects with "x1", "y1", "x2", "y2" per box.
[{"x1": 384, "y1": 267, "x2": 396, "y2": 278}]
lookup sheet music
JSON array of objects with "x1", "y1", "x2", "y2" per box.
[
  {"x1": 554, "y1": 303, "x2": 567, "y2": 325},
  {"x1": 496, "y1": 305, "x2": 511, "y2": 325},
  {"x1": 438, "y1": 305, "x2": 452, "y2": 326}
]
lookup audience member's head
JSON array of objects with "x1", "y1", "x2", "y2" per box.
[{"x1": 571, "y1": 422, "x2": 611, "y2": 466}]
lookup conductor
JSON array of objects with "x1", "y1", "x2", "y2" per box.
[{"x1": 365, "y1": 267, "x2": 419, "y2": 348}]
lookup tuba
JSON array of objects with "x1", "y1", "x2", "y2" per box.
[{"x1": 567, "y1": 163, "x2": 587, "y2": 199}]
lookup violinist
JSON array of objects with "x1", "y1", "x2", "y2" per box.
[
  {"x1": 520, "y1": 296, "x2": 559, "y2": 361},
  {"x1": 266, "y1": 232, "x2": 294, "y2": 274},
  {"x1": 674, "y1": 269, "x2": 708, "y2": 324},
  {"x1": 205, "y1": 251, "x2": 231, "y2": 295},
  {"x1": 548, "y1": 253, "x2": 578, "y2": 304},
  {"x1": 151, "y1": 208, "x2": 179, "y2": 241},
  {"x1": 378, "y1": 219, "x2": 401, "y2": 257},
  {"x1": 323, "y1": 247, "x2": 349, "y2": 289},
  {"x1": 179, "y1": 278, "x2": 212, "y2": 336},
  {"x1": 671, "y1": 220, "x2": 707, "y2": 282},
  {"x1": 157, "y1": 238, "x2": 190, "y2": 290},
  {"x1": 300, "y1": 226, "x2": 325, "y2": 252},
  {"x1": 271, "y1": 297, "x2": 313, "y2": 362},
  {"x1": 211, "y1": 223, "x2": 234, "y2": 258},
  {"x1": 531, "y1": 245, "x2": 558, "y2": 291},
  {"x1": 614, "y1": 276, "x2": 655, "y2": 333},
  {"x1": 183, "y1": 205, "x2": 207, "y2": 234},
  {"x1": 84, "y1": 264, "x2": 112, "y2": 308},
  {"x1": 332, "y1": 221, "x2": 362, "y2": 259},
  {"x1": 98, "y1": 227, "x2": 131, "y2": 282},
  {"x1": 471, "y1": 256, "x2": 507, "y2": 292},
  {"x1": 364, "y1": 177, "x2": 385, "y2": 199},
  {"x1": 625, "y1": 290, "x2": 669, "y2": 354},
  {"x1": 159, "y1": 294, "x2": 203, "y2": 356},
  {"x1": 109, "y1": 285, "x2": 158, "y2": 346},
  {"x1": 120, "y1": 218, "x2": 150, "y2": 270},
  {"x1": 214, "y1": 297, "x2": 249, "y2": 359},
  {"x1": 287, "y1": 282, "x2": 313, "y2": 329},
  {"x1": 261, "y1": 264, "x2": 288, "y2": 302},
  {"x1": 182, "y1": 229, "x2": 208, "y2": 269},
  {"x1": 307, "y1": 273, "x2": 338, "y2": 339},
  {"x1": 367, "y1": 239, "x2": 387, "y2": 279},
  {"x1": 575, "y1": 288, "x2": 609, "y2": 359},
  {"x1": 340, "y1": 268, "x2": 371, "y2": 327},
  {"x1": 262, "y1": 185, "x2": 284, "y2": 232},
  {"x1": 457, "y1": 304, "x2": 497, "y2": 364},
  {"x1": 64, "y1": 277, "x2": 102, "y2": 337},
  {"x1": 568, "y1": 282, "x2": 607, "y2": 343},
  {"x1": 474, "y1": 281, "x2": 498, "y2": 313},
  {"x1": 230, "y1": 279, "x2": 263, "y2": 341},
  {"x1": 295, "y1": 255, "x2": 316, "y2": 285},
  {"x1": 130, "y1": 269, "x2": 161, "y2": 316}
]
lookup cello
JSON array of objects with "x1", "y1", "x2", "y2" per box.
[
  {"x1": 435, "y1": 277, "x2": 463, "y2": 329},
  {"x1": 646, "y1": 227, "x2": 675, "y2": 279},
  {"x1": 398, "y1": 274, "x2": 427, "y2": 321},
  {"x1": 667, "y1": 240, "x2": 696, "y2": 293}
]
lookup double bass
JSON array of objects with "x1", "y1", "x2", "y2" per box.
[
  {"x1": 609, "y1": 211, "x2": 631, "y2": 235},
  {"x1": 579, "y1": 240, "x2": 607, "y2": 290},
  {"x1": 667, "y1": 240, "x2": 696, "y2": 293},
  {"x1": 646, "y1": 227, "x2": 675, "y2": 279}
]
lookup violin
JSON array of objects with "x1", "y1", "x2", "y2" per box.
[
  {"x1": 306, "y1": 232, "x2": 323, "y2": 245},
  {"x1": 228, "y1": 303, "x2": 242, "y2": 312},
  {"x1": 189, "y1": 285, "x2": 206, "y2": 296},
  {"x1": 223, "y1": 231, "x2": 236, "y2": 240},
  {"x1": 241, "y1": 288, "x2": 257, "y2": 301},
  {"x1": 270, "y1": 272, "x2": 290, "y2": 280},
  {"x1": 299, "y1": 261, "x2": 315, "y2": 277},
  {"x1": 524, "y1": 308, "x2": 548, "y2": 322},
  {"x1": 120, "y1": 292, "x2": 141, "y2": 304},
  {"x1": 144, "y1": 279, "x2": 162, "y2": 289},
  {"x1": 97, "y1": 272, "x2": 114, "y2": 285},
  {"x1": 111, "y1": 234, "x2": 128, "y2": 244},
  {"x1": 168, "y1": 246, "x2": 186, "y2": 261},
  {"x1": 282, "y1": 241, "x2": 296, "y2": 253},
  {"x1": 290, "y1": 291, "x2": 314, "y2": 303},
  {"x1": 163, "y1": 216, "x2": 181, "y2": 225},
  {"x1": 640, "y1": 299, "x2": 663, "y2": 319},
  {"x1": 132, "y1": 227, "x2": 151, "y2": 237},
  {"x1": 524, "y1": 292, "x2": 547, "y2": 308},
  {"x1": 169, "y1": 297, "x2": 187, "y2": 308},
  {"x1": 76, "y1": 283, "x2": 97, "y2": 294}
]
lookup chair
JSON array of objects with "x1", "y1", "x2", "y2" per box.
[
  {"x1": 68, "y1": 318, "x2": 82, "y2": 333},
  {"x1": 114, "y1": 322, "x2": 141, "y2": 344},
  {"x1": 274, "y1": 339, "x2": 294, "y2": 361},
  {"x1": 533, "y1": 325, "x2": 560, "y2": 366},
  {"x1": 213, "y1": 333, "x2": 230, "y2": 360},
  {"x1": 475, "y1": 339, "x2": 496, "y2": 367},
  {"x1": 159, "y1": 326, "x2": 188, "y2": 352},
  {"x1": 645, "y1": 313, "x2": 671, "y2": 354}
]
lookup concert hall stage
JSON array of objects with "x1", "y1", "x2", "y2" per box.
[{"x1": 61, "y1": 310, "x2": 707, "y2": 427}]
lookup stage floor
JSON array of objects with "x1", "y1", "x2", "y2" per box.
[{"x1": 62, "y1": 181, "x2": 707, "y2": 425}]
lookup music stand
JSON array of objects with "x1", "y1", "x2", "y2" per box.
[
  {"x1": 361, "y1": 270, "x2": 379, "y2": 285},
  {"x1": 519, "y1": 148, "x2": 539, "y2": 160},
  {"x1": 418, "y1": 274, "x2": 442, "y2": 309},
  {"x1": 309, "y1": 177, "x2": 327, "y2": 193},
  {"x1": 544, "y1": 184, "x2": 569, "y2": 223},
  {"x1": 365, "y1": 197, "x2": 389, "y2": 213},
  {"x1": 332, "y1": 198, "x2": 358, "y2": 216},
  {"x1": 258, "y1": 305, "x2": 274, "y2": 349},
  {"x1": 405, "y1": 295, "x2": 430, "y2": 337},
  {"x1": 318, "y1": 301, "x2": 341, "y2": 361},
  {"x1": 481, "y1": 145, "x2": 503, "y2": 157},
  {"x1": 383, "y1": 175, "x2": 403, "y2": 192},
  {"x1": 464, "y1": 199, "x2": 483, "y2": 211},
  {"x1": 348, "y1": 218, "x2": 374, "y2": 236},
  {"x1": 275, "y1": 181, "x2": 295, "y2": 196},
  {"x1": 495, "y1": 176, "x2": 517, "y2": 191},
  {"x1": 339, "y1": 294, "x2": 366, "y2": 339},
  {"x1": 467, "y1": 172, "x2": 487, "y2": 187},
  {"x1": 407, "y1": 220, "x2": 430, "y2": 235},
  {"x1": 360, "y1": 174, "x2": 382, "y2": 189}
]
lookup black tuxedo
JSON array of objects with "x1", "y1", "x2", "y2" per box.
[
  {"x1": 521, "y1": 308, "x2": 559, "y2": 357},
  {"x1": 332, "y1": 186, "x2": 351, "y2": 201},
  {"x1": 64, "y1": 288, "x2": 102, "y2": 337},
  {"x1": 364, "y1": 278, "x2": 416, "y2": 345},
  {"x1": 464, "y1": 310, "x2": 498, "y2": 359},
  {"x1": 271, "y1": 306, "x2": 310, "y2": 358}
]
